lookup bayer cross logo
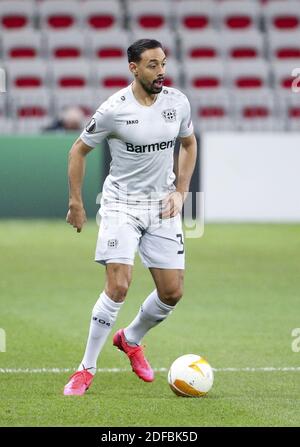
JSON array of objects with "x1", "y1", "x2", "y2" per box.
[
  {"x1": 162, "y1": 109, "x2": 177, "y2": 123},
  {"x1": 107, "y1": 239, "x2": 118, "y2": 248}
]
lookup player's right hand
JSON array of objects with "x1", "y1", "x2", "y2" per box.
[{"x1": 66, "y1": 204, "x2": 87, "y2": 233}]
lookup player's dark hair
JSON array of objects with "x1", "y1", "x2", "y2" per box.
[{"x1": 127, "y1": 39, "x2": 163, "y2": 63}]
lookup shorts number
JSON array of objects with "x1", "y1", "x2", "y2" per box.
[{"x1": 176, "y1": 233, "x2": 184, "y2": 254}]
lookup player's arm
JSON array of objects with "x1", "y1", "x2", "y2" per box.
[
  {"x1": 66, "y1": 137, "x2": 94, "y2": 233},
  {"x1": 161, "y1": 133, "x2": 197, "y2": 219}
]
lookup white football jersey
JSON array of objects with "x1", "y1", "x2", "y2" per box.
[{"x1": 80, "y1": 84, "x2": 194, "y2": 203}]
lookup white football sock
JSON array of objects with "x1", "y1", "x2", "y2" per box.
[
  {"x1": 78, "y1": 291, "x2": 123, "y2": 375},
  {"x1": 124, "y1": 289, "x2": 174, "y2": 346}
]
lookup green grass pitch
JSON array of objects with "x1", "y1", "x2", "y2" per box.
[{"x1": 0, "y1": 220, "x2": 299, "y2": 427}]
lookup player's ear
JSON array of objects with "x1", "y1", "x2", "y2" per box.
[{"x1": 129, "y1": 62, "x2": 138, "y2": 76}]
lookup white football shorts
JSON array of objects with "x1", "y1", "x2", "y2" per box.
[{"x1": 94, "y1": 201, "x2": 185, "y2": 269}]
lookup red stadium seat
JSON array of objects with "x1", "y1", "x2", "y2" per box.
[
  {"x1": 221, "y1": 29, "x2": 264, "y2": 59},
  {"x1": 174, "y1": 1, "x2": 216, "y2": 31},
  {"x1": 2, "y1": 30, "x2": 42, "y2": 59},
  {"x1": 179, "y1": 30, "x2": 222, "y2": 60},
  {"x1": 45, "y1": 31, "x2": 86, "y2": 59},
  {"x1": 94, "y1": 60, "x2": 132, "y2": 93},
  {"x1": 188, "y1": 88, "x2": 234, "y2": 131},
  {"x1": 0, "y1": 1, "x2": 35, "y2": 30},
  {"x1": 6, "y1": 60, "x2": 48, "y2": 89},
  {"x1": 184, "y1": 59, "x2": 225, "y2": 92},
  {"x1": 51, "y1": 60, "x2": 92, "y2": 89},
  {"x1": 218, "y1": 0, "x2": 260, "y2": 30},
  {"x1": 128, "y1": 0, "x2": 171, "y2": 31},
  {"x1": 268, "y1": 30, "x2": 300, "y2": 60},
  {"x1": 82, "y1": 0, "x2": 123, "y2": 30},
  {"x1": 263, "y1": 1, "x2": 300, "y2": 31},
  {"x1": 8, "y1": 88, "x2": 52, "y2": 132},
  {"x1": 227, "y1": 59, "x2": 270, "y2": 90},
  {"x1": 234, "y1": 88, "x2": 279, "y2": 131},
  {"x1": 88, "y1": 30, "x2": 130, "y2": 60},
  {"x1": 39, "y1": 0, "x2": 81, "y2": 30}
]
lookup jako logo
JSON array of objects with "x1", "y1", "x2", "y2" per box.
[
  {"x1": 126, "y1": 138, "x2": 176, "y2": 153},
  {"x1": 126, "y1": 120, "x2": 139, "y2": 125}
]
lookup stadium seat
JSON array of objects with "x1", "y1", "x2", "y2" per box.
[
  {"x1": 39, "y1": 0, "x2": 81, "y2": 30},
  {"x1": 188, "y1": 88, "x2": 234, "y2": 131},
  {"x1": 94, "y1": 60, "x2": 132, "y2": 93},
  {"x1": 179, "y1": 30, "x2": 222, "y2": 60},
  {"x1": 233, "y1": 88, "x2": 280, "y2": 131},
  {"x1": 8, "y1": 88, "x2": 52, "y2": 133},
  {"x1": 227, "y1": 59, "x2": 270, "y2": 90},
  {"x1": 272, "y1": 59, "x2": 300, "y2": 94},
  {"x1": 220, "y1": 29, "x2": 264, "y2": 59},
  {"x1": 0, "y1": 1, "x2": 35, "y2": 30},
  {"x1": 6, "y1": 60, "x2": 49, "y2": 89},
  {"x1": 268, "y1": 30, "x2": 300, "y2": 60},
  {"x1": 82, "y1": 0, "x2": 123, "y2": 30},
  {"x1": 53, "y1": 87, "x2": 97, "y2": 117},
  {"x1": 279, "y1": 90, "x2": 300, "y2": 131},
  {"x1": 88, "y1": 29, "x2": 130, "y2": 60},
  {"x1": 162, "y1": 58, "x2": 180, "y2": 88},
  {"x1": 127, "y1": 0, "x2": 171, "y2": 31},
  {"x1": 263, "y1": 1, "x2": 300, "y2": 31},
  {"x1": 0, "y1": 117, "x2": 13, "y2": 133},
  {"x1": 51, "y1": 60, "x2": 92, "y2": 89},
  {"x1": 174, "y1": 1, "x2": 217, "y2": 31},
  {"x1": 45, "y1": 31, "x2": 87, "y2": 59},
  {"x1": 218, "y1": 0, "x2": 261, "y2": 30},
  {"x1": 2, "y1": 30, "x2": 43, "y2": 60},
  {"x1": 184, "y1": 59, "x2": 226, "y2": 92},
  {"x1": 131, "y1": 30, "x2": 177, "y2": 59}
]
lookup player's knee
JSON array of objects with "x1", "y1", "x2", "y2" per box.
[
  {"x1": 106, "y1": 282, "x2": 129, "y2": 302},
  {"x1": 160, "y1": 287, "x2": 183, "y2": 306}
]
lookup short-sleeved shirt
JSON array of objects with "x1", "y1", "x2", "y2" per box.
[{"x1": 80, "y1": 84, "x2": 194, "y2": 203}]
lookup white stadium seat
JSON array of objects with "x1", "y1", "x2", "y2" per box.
[
  {"x1": 1, "y1": 30, "x2": 43, "y2": 60},
  {"x1": 174, "y1": 1, "x2": 217, "y2": 32},
  {"x1": 0, "y1": 1, "x2": 35, "y2": 30},
  {"x1": 82, "y1": 0, "x2": 123, "y2": 31}
]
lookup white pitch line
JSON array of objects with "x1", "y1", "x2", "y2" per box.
[{"x1": 0, "y1": 367, "x2": 300, "y2": 374}]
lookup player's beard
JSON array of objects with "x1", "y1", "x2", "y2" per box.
[{"x1": 139, "y1": 77, "x2": 164, "y2": 95}]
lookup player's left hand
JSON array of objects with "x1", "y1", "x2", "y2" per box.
[{"x1": 160, "y1": 191, "x2": 186, "y2": 219}]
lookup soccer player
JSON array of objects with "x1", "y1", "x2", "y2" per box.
[{"x1": 63, "y1": 39, "x2": 197, "y2": 395}]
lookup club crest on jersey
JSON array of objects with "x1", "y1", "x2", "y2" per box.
[
  {"x1": 107, "y1": 239, "x2": 118, "y2": 248},
  {"x1": 162, "y1": 109, "x2": 176, "y2": 123},
  {"x1": 85, "y1": 118, "x2": 96, "y2": 133}
]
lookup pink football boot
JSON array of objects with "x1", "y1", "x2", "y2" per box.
[
  {"x1": 113, "y1": 329, "x2": 154, "y2": 382},
  {"x1": 63, "y1": 369, "x2": 94, "y2": 396}
]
